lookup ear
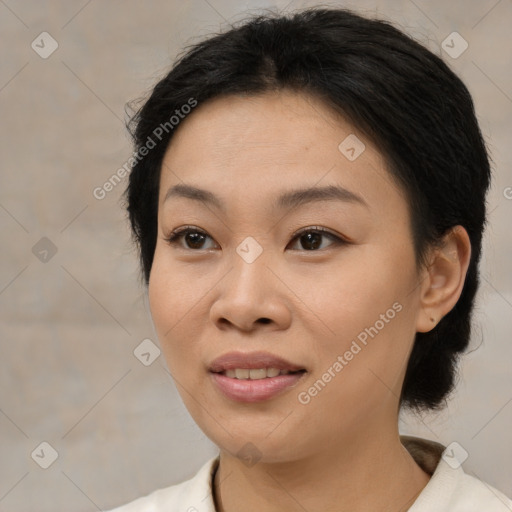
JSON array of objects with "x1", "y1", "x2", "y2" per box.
[{"x1": 416, "y1": 225, "x2": 472, "y2": 333}]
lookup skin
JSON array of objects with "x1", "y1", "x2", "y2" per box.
[{"x1": 148, "y1": 90, "x2": 471, "y2": 512}]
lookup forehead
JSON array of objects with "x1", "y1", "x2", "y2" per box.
[{"x1": 158, "y1": 90, "x2": 406, "y2": 214}]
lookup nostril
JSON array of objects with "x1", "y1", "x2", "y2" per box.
[{"x1": 258, "y1": 318, "x2": 271, "y2": 324}]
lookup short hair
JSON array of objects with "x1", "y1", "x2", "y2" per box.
[{"x1": 123, "y1": 7, "x2": 492, "y2": 412}]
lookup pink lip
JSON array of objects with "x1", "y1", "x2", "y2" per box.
[
  {"x1": 208, "y1": 351, "x2": 307, "y2": 403},
  {"x1": 210, "y1": 372, "x2": 306, "y2": 402},
  {"x1": 208, "y1": 350, "x2": 305, "y2": 373}
]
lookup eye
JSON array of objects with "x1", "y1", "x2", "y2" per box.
[
  {"x1": 165, "y1": 226, "x2": 217, "y2": 250},
  {"x1": 165, "y1": 225, "x2": 346, "y2": 252},
  {"x1": 287, "y1": 226, "x2": 345, "y2": 251}
]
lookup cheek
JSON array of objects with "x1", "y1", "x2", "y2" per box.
[
  {"x1": 149, "y1": 241, "x2": 213, "y2": 324},
  {"x1": 148, "y1": 249, "x2": 206, "y2": 371},
  {"x1": 307, "y1": 243, "x2": 419, "y2": 383},
  {"x1": 307, "y1": 244, "x2": 416, "y2": 329}
]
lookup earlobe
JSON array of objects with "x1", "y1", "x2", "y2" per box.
[{"x1": 416, "y1": 225, "x2": 472, "y2": 333}]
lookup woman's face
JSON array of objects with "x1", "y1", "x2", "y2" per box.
[{"x1": 149, "y1": 90, "x2": 427, "y2": 462}]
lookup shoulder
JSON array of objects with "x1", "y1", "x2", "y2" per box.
[
  {"x1": 413, "y1": 463, "x2": 512, "y2": 511},
  {"x1": 403, "y1": 436, "x2": 512, "y2": 512},
  {"x1": 450, "y1": 471, "x2": 512, "y2": 510},
  {"x1": 104, "y1": 456, "x2": 219, "y2": 512}
]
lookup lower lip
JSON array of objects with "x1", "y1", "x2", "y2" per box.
[{"x1": 210, "y1": 372, "x2": 306, "y2": 403}]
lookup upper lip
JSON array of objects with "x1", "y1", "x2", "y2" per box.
[{"x1": 209, "y1": 351, "x2": 306, "y2": 373}]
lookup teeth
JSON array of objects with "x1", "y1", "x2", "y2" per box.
[
  {"x1": 249, "y1": 369, "x2": 266, "y2": 380},
  {"x1": 235, "y1": 369, "x2": 250, "y2": 379},
  {"x1": 223, "y1": 368, "x2": 294, "y2": 379}
]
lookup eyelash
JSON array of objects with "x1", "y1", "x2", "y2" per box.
[{"x1": 164, "y1": 225, "x2": 347, "y2": 252}]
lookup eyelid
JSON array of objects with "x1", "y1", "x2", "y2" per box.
[
  {"x1": 164, "y1": 225, "x2": 348, "y2": 250},
  {"x1": 165, "y1": 225, "x2": 217, "y2": 250}
]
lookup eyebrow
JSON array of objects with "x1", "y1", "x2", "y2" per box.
[{"x1": 163, "y1": 183, "x2": 368, "y2": 212}]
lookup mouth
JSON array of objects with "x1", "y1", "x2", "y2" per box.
[
  {"x1": 208, "y1": 351, "x2": 307, "y2": 402},
  {"x1": 214, "y1": 368, "x2": 306, "y2": 379},
  {"x1": 210, "y1": 369, "x2": 307, "y2": 403}
]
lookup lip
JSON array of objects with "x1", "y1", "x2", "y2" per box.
[
  {"x1": 208, "y1": 350, "x2": 306, "y2": 373},
  {"x1": 210, "y1": 372, "x2": 307, "y2": 402},
  {"x1": 208, "y1": 351, "x2": 307, "y2": 403}
]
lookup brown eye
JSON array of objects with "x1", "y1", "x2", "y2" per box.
[
  {"x1": 165, "y1": 225, "x2": 346, "y2": 252},
  {"x1": 288, "y1": 227, "x2": 345, "y2": 251},
  {"x1": 166, "y1": 227, "x2": 217, "y2": 250}
]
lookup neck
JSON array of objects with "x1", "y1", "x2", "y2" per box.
[{"x1": 213, "y1": 429, "x2": 431, "y2": 512}]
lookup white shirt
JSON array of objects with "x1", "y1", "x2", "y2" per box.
[{"x1": 106, "y1": 436, "x2": 512, "y2": 511}]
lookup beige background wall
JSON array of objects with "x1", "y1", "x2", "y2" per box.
[{"x1": 0, "y1": 0, "x2": 511, "y2": 510}]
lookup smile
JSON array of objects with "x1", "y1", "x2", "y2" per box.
[{"x1": 220, "y1": 368, "x2": 304, "y2": 379}]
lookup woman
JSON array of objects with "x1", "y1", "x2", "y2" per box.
[{"x1": 108, "y1": 7, "x2": 512, "y2": 511}]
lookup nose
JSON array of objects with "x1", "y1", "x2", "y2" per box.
[{"x1": 209, "y1": 247, "x2": 292, "y2": 333}]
